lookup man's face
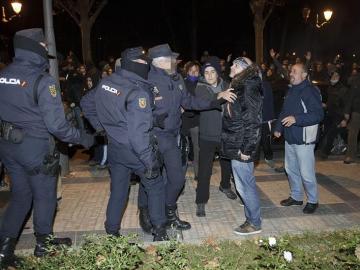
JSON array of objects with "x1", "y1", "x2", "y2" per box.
[
  {"x1": 290, "y1": 64, "x2": 307, "y2": 85},
  {"x1": 79, "y1": 65, "x2": 86, "y2": 75},
  {"x1": 153, "y1": 57, "x2": 172, "y2": 72},
  {"x1": 220, "y1": 59, "x2": 226, "y2": 72},
  {"x1": 316, "y1": 64, "x2": 322, "y2": 72},
  {"x1": 229, "y1": 63, "x2": 244, "y2": 78},
  {"x1": 188, "y1": 65, "x2": 199, "y2": 77},
  {"x1": 204, "y1": 66, "x2": 218, "y2": 86},
  {"x1": 330, "y1": 72, "x2": 340, "y2": 85}
]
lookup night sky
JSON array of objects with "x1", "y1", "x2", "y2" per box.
[{"x1": 1, "y1": 0, "x2": 360, "y2": 64}]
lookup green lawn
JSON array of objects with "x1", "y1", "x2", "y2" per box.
[{"x1": 21, "y1": 228, "x2": 360, "y2": 270}]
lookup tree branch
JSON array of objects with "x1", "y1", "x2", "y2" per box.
[
  {"x1": 89, "y1": 0, "x2": 107, "y2": 25},
  {"x1": 56, "y1": 0, "x2": 80, "y2": 25},
  {"x1": 264, "y1": 4, "x2": 274, "y2": 23},
  {"x1": 89, "y1": 0, "x2": 96, "y2": 9}
]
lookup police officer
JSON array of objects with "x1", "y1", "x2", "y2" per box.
[
  {"x1": 0, "y1": 29, "x2": 93, "y2": 267},
  {"x1": 81, "y1": 47, "x2": 168, "y2": 241},
  {"x1": 138, "y1": 44, "x2": 236, "y2": 232}
]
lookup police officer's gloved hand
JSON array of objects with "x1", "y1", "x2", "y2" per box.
[
  {"x1": 79, "y1": 131, "x2": 95, "y2": 149},
  {"x1": 153, "y1": 113, "x2": 168, "y2": 129},
  {"x1": 95, "y1": 128, "x2": 106, "y2": 137},
  {"x1": 145, "y1": 137, "x2": 163, "y2": 179},
  {"x1": 144, "y1": 164, "x2": 160, "y2": 179}
]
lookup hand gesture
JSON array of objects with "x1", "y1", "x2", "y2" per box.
[
  {"x1": 305, "y1": 51, "x2": 312, "y2": 61},
  {"x1": 227, "y1": 53, "x2": 232, "y2": 62},
  {"x1": 281, "y1": 116, "x2": 296, "y2": 127},
  {"x1": 274, "y1": 131, "x2": 281, "y2": 138},
  {"x1": 339, "y1": 120, "x2": 347, "y2": 128},
  {"x1": 240, "y1": 153, "x2": 250, "y2": 161},
  {"x1": 218, "y1": 88, "x2": 237, "y2": 103},
  {"x1": 270, "y1": 48, "x2": 278, "y2": 59}
]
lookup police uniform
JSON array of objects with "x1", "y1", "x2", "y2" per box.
[
  {"x1": 138, "y1": 44, "x2": 222, "y2": 231},
  {"x1": 0, "y1": 29, "x2": 93, "y2": 266},
  {"x1": 82, "y1": 47, "x2": 168, "y2": 241}
]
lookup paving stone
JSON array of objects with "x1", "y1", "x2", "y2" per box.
[{"x1": 1, "y1": 152, "x2": 359, "y2": 250}]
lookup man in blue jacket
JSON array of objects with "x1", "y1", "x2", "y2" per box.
[
  {"x1": 274, "y1": 63, "x2": 324, "y2": 214},
  {"x1": 0, "y1": 28, "x2": 93, "y2": 267},
  {"x1": 137, "y1": 44, "x2": 236, "y2": 232}
]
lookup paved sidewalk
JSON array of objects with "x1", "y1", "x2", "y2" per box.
[{"x1": 1, "y1": 151, "x2": 360, "y2": 250}]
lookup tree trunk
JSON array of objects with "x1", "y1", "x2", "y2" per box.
[
  {"x1": 80, "y1": 21, "x2": 93, "y2": 65},
  {"x1": 254, "y1": 19, "x2": 265, "y2": 64}
]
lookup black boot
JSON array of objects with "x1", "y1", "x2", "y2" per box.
[
  {"x1": 153, "y1": 225, "x2": 169, "y2": 241},
  {"x1": 166, "y1": 205, "x2": 191, "y2": 230},
  {"x1": 139, "y1": 207, "x2": 153, "y2": 234},
  {"x1": 0, "y1": 237, "x2": 21, "y2": 269},
  {"x1": 34, "y1": 234, "x2": 72, "y2": 257}
]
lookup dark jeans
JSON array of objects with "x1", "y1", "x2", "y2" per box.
[
  {"x1": 255, "y1": 122, "x2": 273, "y2": 161},
  {"x1": 346, "y1": 112, "x2": 360, "y2": 160},
  {"x1": 321, "y1": 122, "x2": 347, "y2": 156},
  {"x1": 196, "y1": 139, "x2": 232, "y2": 204}
]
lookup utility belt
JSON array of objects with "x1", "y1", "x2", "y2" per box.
[{"x1": 0, "y1": 120, "x2": 24, "y2": 144}]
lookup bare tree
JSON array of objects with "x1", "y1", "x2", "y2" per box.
[
  {"x1": 250, "y1": 0, "x2": 283, "y2": 63},
  {"x1": 55, "y1": 0, "x2": 108, "y2": 64}
]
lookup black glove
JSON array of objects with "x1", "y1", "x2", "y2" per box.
[
  {"x1": 145, "y1": 135, "x2": 163, "y2": 179},
  {"x1": 153, "y1": 113, "x2": 168, "y2": 129},
  {"x1": 79, "y1": 131, "x2": 95, "y2": 149},
  {"x1": 144, "y1": 165, "x2": 160, "y2": 179},
  {"x1": 95, "y1": 128, "x2": 106, "y2": 137}
]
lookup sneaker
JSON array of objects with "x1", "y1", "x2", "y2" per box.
[
  {"x1": 234, "y1": 222, "x2": 262, "y2": 236},
  {"x1": 303, "y1": 202, "x2": 318, "y2": 214},
  {"x1": 219, "y1": 186, "x2": 237, "y2": 200},
  {"x1": 265, "y1": 159, "x2": 276, "y2": 168},
  {"x1": 280, "y1": 197, "x2": 303, "y2": 206}
]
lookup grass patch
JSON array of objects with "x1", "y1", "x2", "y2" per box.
[{"x1": 20, "y1": 229, "x2": 360, "y2": 269}]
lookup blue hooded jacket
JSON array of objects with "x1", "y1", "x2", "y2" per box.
[{"x1": 274, "y1": 79, "x2": 324, "y2": 145}]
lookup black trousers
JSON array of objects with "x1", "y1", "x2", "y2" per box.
[
  {"x1": 255, "y1": 123, "x2": 273, "y2": 161},
  {"x1": 196, "y1": 139, "x2": 232, "y2": 204},
  {"x1": 0, "y1": 136, "x2": 57, "y2": 238}
]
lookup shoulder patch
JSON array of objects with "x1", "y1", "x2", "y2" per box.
[
  {"x1": 49, "y1": 84, "x2": 57, "y2": 97},
  {"x1": 138, "y1": 97, "x2": 147, "y2": 109}
]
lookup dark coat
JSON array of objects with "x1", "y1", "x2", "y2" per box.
[
  {"x1": 196, "y1": 78, "x2": 229, "y2": 142},
  {"x1": 345, "y1": 73, "x2": 360, "y2": 114},
  {"x1": 222, "y1": 67, "x2": 263, "y2": 162},
  {"x1": 148, "y1": 65, "x2": 218, "y2": 136},
  {"x1": 181, "y1": 77, "x2": 200, "y2": 135},
  {"x1": 0, "y1": 48, "x2": 80, "y2": 142},
  {"x1": 325, "y1": 82, "x2": 348, "y2": 122}
]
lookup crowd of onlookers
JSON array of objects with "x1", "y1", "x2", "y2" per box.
[{"x1": 1, "y1": 48, "x2": 359, "y2": 191}]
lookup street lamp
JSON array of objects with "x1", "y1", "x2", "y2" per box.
[
  {"x1": 316, "y1": 9, "x2": 333, "y2": 28},
  {"x1": 1, "y1": 0, "x2": 22, "y2": 23}
]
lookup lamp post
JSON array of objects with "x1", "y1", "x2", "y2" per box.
[
  {"x1": 1, "y1": 0, "x2": 22, "y2": 22},
  {"x1": 302, "y1": 7, "x2": 333, "y2": 29},
  {"x1": 316, "y1": 9, "x2": 333, "y2": 28}
]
